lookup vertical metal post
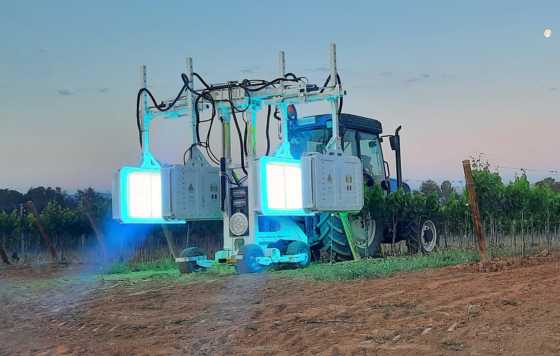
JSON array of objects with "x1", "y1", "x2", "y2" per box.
[
  {"x1": 140, "y1": 65, "x2": 152, "y2": 164},
  {"x1": 186, "y1": 57, "x2": 197, "y2": 144},
  {"x1": 328, "y1": 43, "x2": 341, "y2": 151},
  {"x1": 330, "y1": 43, "x2": 337, "y2": 88},
  {"x1": 278, "y1": 51, "x2": 285, "y2": 80},
  {"x1": 246, "y1": 105, "x2": 257, "y2": 245},
  {"x1": 277, "y1": 50, "x2": 287, "y2": 146},
  {"x1": 220, "y1": 108, "x2": 233, "y2": 250},
  {"x1": 221, "y1": 109, "x2": 232, "y2": 165}
]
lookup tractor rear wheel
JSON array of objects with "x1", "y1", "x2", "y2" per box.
[
  {"x1": 403, "y1": 219, "x2": 438, "y2": 254},
  {"x1": 317, "y1": 213, "x2": 384, "y2": 261}
]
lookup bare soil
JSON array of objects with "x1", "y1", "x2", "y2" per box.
[{"x1": 2, "y1": 255, "x2": 560, "y2": 356}]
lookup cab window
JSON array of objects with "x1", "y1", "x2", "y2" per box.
[
  {"x1": 342, "y1": 129, "x2": 358, "y2": 156},
  {"x1": 358, "y1": 132, "x2": 385, "y2": 179}
]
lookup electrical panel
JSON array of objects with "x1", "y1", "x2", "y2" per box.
[
  {"x1": 161, "y1": 164, "x2": 221, "y2": 221},
  {"x1": 229, "y1": 186, "x2": 249, "y2": 236},
  {"x1": 301, "y1": 152, "x2": 364, "y2": 212},
  {"x1": 161, "y1": 164, "x2": 222, "y2": 221}
]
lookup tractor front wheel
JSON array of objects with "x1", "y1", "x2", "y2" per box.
[
  {"x1": 286, "y1": 241, "x2": 311, "y2": 268},
  {"x1": 404, "y1": 220, "x2": 438, "y2": 254}
]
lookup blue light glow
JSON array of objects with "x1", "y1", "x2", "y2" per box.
[
  {"x1": 116, "y1": 166, "x2": 184, "y2": 224},
  {"x1": 258, "y1": 156, "x2": 311, "y2": 216}
]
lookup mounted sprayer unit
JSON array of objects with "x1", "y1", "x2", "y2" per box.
[{"x1": 112, "y1": 44, "x2": 368, "y2": 272}]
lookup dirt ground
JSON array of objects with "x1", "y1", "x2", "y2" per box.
[{"x1": 2, "y1": 255, "x2": 560, "y2": 356}]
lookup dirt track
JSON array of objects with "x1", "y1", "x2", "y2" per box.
[{"x1": 2, "y1": 256, "x2": 560, "y2": 356}]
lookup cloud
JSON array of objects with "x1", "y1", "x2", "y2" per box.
[
  {"x1": 403, "y1": 73, "x2": 435, "y2": 85},
  {"x1": 404, "y1": 76, "x2": 423, "y2": 84},
  {"x1": 549, "y1": 87, "x2": 558, "y2": 92},
  {"x1": 379, "y1": 71, "x2": 393, "y2": 78},
  {"x1": 57, "y1": 89, "x2": 75, "y2": 96},
  {"x1": 240, "y1": 66, "x2": 259, "y2": 75}
]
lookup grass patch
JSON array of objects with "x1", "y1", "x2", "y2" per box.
[
  {"x1": 104, "y1": 257, "x2": 177, "y2": 275},
  {"x1": 273, "y1": 249, "x2": 479, "y2": 281},
  {"x1": 100, "y1": 261, "x2": 235, "y2": 282},
  {"x1": 100, "y1": 249, "x2": 479, "y2": 282}
]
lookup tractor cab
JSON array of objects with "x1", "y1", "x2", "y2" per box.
[{"x1": 288, "y1": 113, "x2": 389, "y2": 188}]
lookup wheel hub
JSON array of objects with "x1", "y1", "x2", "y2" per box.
[
  {"x1": 420, "y1": 220, "x2": 437, "y2": 252},
  {"x1": 350, "y1": 215, "x2": 376, "y2": 249}
]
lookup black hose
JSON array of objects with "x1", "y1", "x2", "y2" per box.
[
  {"x1": 265, "y1": 105, "x2": 271, "y2": 155},
  {"x1": 243, "y1": 118, "x2": 248, "y2": 156},
  {"x1": 273, "y1": 107, "x2": 281, "y2": 121},
  {"x1": 336, "y1": 73, "x2": 343, "y2": 115},
  {"x1": 319, "y1": 74, "x2": 331, "y2": 94},
  {"x1": 136, "y1": 84, "x2": 187, "y2": 147},
  {"x1": 231, "y1": 110, "x2": 248, "y2": 175}
]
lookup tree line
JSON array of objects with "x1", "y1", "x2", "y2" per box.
[
  {"x1": 365, "y1": 161, "x2": 560, "y2": 253},
  {"x1": 1, "y1": 163, "x2": 560, "y2": 263}
]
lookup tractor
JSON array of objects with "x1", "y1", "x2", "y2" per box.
[{"x1": 286, "y1": 112, "x2": 438, "y2": 261}]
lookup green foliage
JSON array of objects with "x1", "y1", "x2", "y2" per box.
[
  {"x1": 420, "y1": 179, "x2": 442, "y2": 197},
  {"x1": 101, "y1": 260, "x2": 236, "y2": 281},
  {"x1": 105, "y1": 257, "x2": 178, "y2": 274}
]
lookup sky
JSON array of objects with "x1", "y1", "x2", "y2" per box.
[{"x1": 0, "y1": 0, "x2": 559, "y2": 192}]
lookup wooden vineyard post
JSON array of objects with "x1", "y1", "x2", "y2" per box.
[
  {"x1": 83, "y1": 210, "x2": 107, "y2": 256},
  {"x1": 462, "y1": 160, "x2": 488, "y2": 262},
  {"x1": 161, "y1": 225, "x2": 178, "y2": 259},
  {"x1": 25, "y1": 201, "x2": 59, "y2": 262},
  {"x1": 0, "y1": 245, "x2": 11, "y2": 265}
]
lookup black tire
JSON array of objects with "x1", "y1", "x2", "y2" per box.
[
  {"x1": 179, "y1": 247, "x2": 206, "y2": 274},
  {"x1": 351, "y1": 213, "x2": 384, "y2": 258},
  {"x1": 236, "y1": 244, "x2": 265, "y2": 274},
  {"x1": 286, "y1": 241, "x2": 311, "y2": 268},
  {"x1": 403, "y1": 220, "x2": 438, "y2": 254},
  {"x1": 317, "y1": 213, "x2": 384, "y2": 261}
]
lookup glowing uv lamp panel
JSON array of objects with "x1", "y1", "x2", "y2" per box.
[
  {"x1": 259, "y1": 157, "x2": 310, "y2": 216},
  {"x1": 112, "y1": 167, "x2": 184, "y2": 224}
]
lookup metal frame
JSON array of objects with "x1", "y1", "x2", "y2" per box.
[{"x1": 137, "y1": 44, "x2": 345, "y2": 268}]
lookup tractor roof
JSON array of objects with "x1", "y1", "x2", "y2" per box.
[{"x1": 294, "y1": 113, "x2": 383, "y2": 135}]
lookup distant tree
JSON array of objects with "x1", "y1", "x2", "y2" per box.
[
  {"x1": 77, "y1": 187, "x2": 111, "y2": 220},
  {"x1": 40, "y1": 201, "x2": 67, "y2": 244},
  {"x1": 0, "y1": 189, "x2": 24, "y2": 211},
  {"x1": 420, "y1": 180, "x2": 441, "y2": 198},
  {"x1": 24, "y1": 187, "x2": 67, "y2": 212},
  {"x1": 440, "y1": 180, "x2": 454, "y2": 203},
  {"x1": 536, "y1": 177, "x2": 560, "y2": 193},
  {"x1": 0, "y1": 210, "x2": 18, "y2": 250}
]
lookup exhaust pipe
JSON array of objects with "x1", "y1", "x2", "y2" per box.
[{"x1": 389, "y1": 126, "x2": 402, "y2": 189}]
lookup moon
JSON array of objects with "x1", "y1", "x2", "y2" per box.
[{"x1": 544, "y1": 28, "x2": 552, "y2": 38}]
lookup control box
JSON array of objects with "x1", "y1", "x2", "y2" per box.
[
  {"x1": 161, "y1": 164, "x2": 222, "y2": 221},
  {"x1": 228, "y1": 186, "x2": 249, "y2": 237},
  {"x1": 301, "y1": 152, "x2": 364, "y2": 212},
  {"x1": 161, "y1": 147, "x2": 222, "y2": 221}
]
